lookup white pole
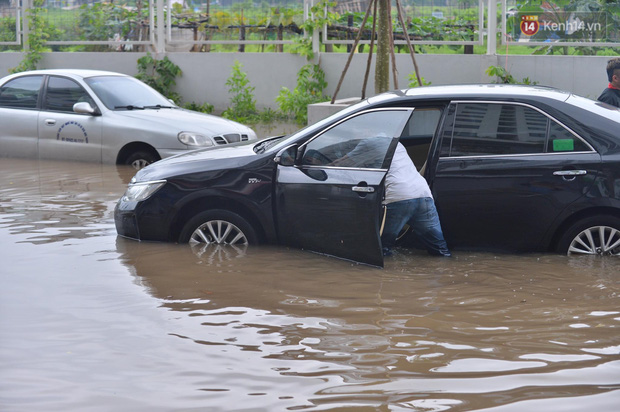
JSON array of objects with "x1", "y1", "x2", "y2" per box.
[{"x1": 487, "y1": 0, "x2": 497, "y2": 55}]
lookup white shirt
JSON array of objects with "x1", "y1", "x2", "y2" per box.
[{"x1": 384, "y1": 142, "x2": 433, "y2": 204}]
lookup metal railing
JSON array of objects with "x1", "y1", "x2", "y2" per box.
[
  {"x1": 1, "y1": 0, "x2": 618, "y2": 54},
  {"x1": 0, "y1": 0, "x2": 21, "y2": 46}
]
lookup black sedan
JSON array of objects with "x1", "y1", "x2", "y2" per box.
[{"x1": 115, "y1": 84, "x2": 620, "y2": 266}]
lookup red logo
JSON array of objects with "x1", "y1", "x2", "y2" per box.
[{"x1": 520, "y1": 15, "x2": 539, "y2": 36}]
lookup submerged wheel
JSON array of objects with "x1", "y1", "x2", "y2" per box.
[
  {"x1": 557, "y1": 216, "x2": 620, "y2": 256},
  {"x1": 125, "y1": 150, "x2": 159, "y2": 170},
  {"x1": 179, "y1": 210, "x2": 258, "y2": 246}
]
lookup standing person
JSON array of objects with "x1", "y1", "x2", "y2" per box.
[
  {"x1": 597, "y1": 57, "x2": 620, "y2": 108},
  {"x1": 380, "y1": 142, "x2": 451, "y2": 257}
]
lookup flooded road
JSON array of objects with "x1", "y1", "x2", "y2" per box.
[{"x1": 1, "y1": 158, "x2": 619, "y2": 411}]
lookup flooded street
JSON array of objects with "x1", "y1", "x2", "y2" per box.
[{"x1": 1, "y1": 158, "x2": 619, "y2": 411}]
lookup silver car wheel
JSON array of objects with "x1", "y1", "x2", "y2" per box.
[
  {"x1": 131, "y1": 158, "x2": 150, "y2": 170},
  {"x1": 567, "y1": 225, "x2": 620, "y2": 256},
  {"x1": 189, "y1": 219, "x2": 248, "y2": 245}
]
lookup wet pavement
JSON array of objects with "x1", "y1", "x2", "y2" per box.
[{"x1": 1, "y1": 158, "x2": 619, "y2": 411}]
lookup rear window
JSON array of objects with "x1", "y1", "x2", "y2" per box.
[{"x1": 441, "y1": 102, "x2": 593, "y2": 157}]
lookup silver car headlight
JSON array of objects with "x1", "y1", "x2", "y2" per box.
[
  {"x1": 178, "y1": 131, "x2": 215, "y2": 147},
  {"x1": 122, "y1": 180, "x2": 166, "y2": 202}
]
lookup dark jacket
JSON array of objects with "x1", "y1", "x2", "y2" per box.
[{"x1": 597, "y1": 87, "x2": 620, "y2": 108}]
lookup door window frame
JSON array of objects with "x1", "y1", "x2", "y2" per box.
[
  {"x1": 42, "y1": 75, "x2": 97, "y2": 114},
  {"x1": 439, "y1": 100, "x2": 596, "y2": 159}
]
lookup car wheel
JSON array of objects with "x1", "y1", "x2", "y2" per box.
[
  {"x1": 179, "y1": 210, "x2": 258, "y2": 246},
  {"x1": 125, "y1": 151, "x2": 159, "y2": 170},
  {"x1": 557, "y1": 215, "x2": 620, "y2": 256}
]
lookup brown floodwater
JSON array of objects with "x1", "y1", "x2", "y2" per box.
[{"x1": 0, "y1": 158, "x2": 619, "y2": 411}]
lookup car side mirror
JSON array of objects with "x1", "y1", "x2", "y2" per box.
[
  {"x1": 274, "y1": 144, "x2": 298, "y2": 166},
  {"x1": 73, "y1": 102, "x2": 100, "y2": 116}
]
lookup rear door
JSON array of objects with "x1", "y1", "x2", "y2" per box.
[
  {"x1": 38, "y1": 76, "x2": 103, "y2": 162},
  {"x1": 275, "y1": 109, "x2": 413, "y2": 267},
  {"x1": 0, "y1": 75, "x2": 44, "y2": 158},
  {"x1": 428, "y1": 101, "x2": 600, "y2": 252}
]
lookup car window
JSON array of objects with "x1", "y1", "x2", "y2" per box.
[
  {"x1": 399, "y1": 107, "x2": 443, "y2": 170},
  {"x1": 449, "y1": 103, "x2": 547, "y2": 156},
  {"x1": 440, "y1": 102, "x2": 593, "y2": 157},
  {"x1": 301, "y1": 110, "x2": 412, "y2": 169},
  {"x1": 400, "y1": 108, "x2": 442, "y2": 142},
  {"x1": 0, "y1": 75, "x2": 43, "y2": 109},
  {"x1": 546, "y1": 121, "x2": 591, "y2": 153},
  {"x1": 44, "y1": 76, "x2": 94, "y2": 113}
]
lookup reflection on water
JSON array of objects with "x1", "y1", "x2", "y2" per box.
[{"x1": 1, "y1": 159, "x2": 619, "y2": 411}]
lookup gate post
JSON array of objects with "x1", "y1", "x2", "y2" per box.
[
  {"x1": 487, "y1": 0, "x2": 497, "y2": 55},
  {"x1": 22, "y1": 0, "x2": 29, "y2": 50},
  {"x1": 156, "y1": 0, "x2": 166, "y2": 54}
]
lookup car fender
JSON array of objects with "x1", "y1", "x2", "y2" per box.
[
  {"x1": 101, "y1": 114, "x2": 188, "y2": 163},
  {"x1": 542, "y1": 192, "x2": 620, "y2": 251}
]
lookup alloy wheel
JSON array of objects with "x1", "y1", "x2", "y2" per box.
[
  {"x1": 567, "y1": 226, "x2": 620, "y2": 256},
  {"x1": 189, "y1": 220, "x2": 248, "y2": 245}
]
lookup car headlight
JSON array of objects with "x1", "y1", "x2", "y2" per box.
[
  {"x1": 178, "y1": 131, "x2": 215, "y2": 147},
  {"x1": 122, "y1": 180, "x2": 166, "y2": 202}
]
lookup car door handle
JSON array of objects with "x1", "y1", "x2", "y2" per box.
[
  {"x1": 553, "y1": 170, "x2": 587, "y2": 176},
  {"x1": 553, "y1": 170, "x2": 587, "y2": 181},
  {"x1": 352, "y1": 186, "x2": 375, "y2": 193},
  {"x1": 45, "y1": 119, "x2": 57, "y2": 126}
]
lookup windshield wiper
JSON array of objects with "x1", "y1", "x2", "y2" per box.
[
  {"x1": 144, "y1": 104, "x2": 175, "y2": 109},
  {"x1": 114, "y1": 105, "x2": 145, "y2": 110}
]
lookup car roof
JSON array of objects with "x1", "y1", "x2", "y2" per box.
[
  {"x1": 3, "y1": 69, "x2": 128, "y2": 81},
  {"x1": 367, "y1": 84, "x2": 572, "y2": 105}
]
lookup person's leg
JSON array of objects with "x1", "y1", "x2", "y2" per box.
[
  {"x1": 408, "y1": 197, "x2": 451, "y2": 257},
  {"x1": 380, "y1": 200, "x2": 414, "y2": 255}
]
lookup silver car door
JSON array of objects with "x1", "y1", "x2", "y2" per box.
[
  {"x1": 0, "y1": 75, "x2": 44, "y2": 159},
  {"x1": 38, "y1": 76, "x2": 103, "y2": 162}
]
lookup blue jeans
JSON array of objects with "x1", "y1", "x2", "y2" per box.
[{"x1": 381, "y1": 197, "x2": 451, "y2": 257}]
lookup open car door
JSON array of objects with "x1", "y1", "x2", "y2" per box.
[{"x1": 274, "y1": 109, "x2": 414, "y2": 267}]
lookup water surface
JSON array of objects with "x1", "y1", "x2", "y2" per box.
[{"x1": 1, "y1": 158, "x2": 618, "y2": 411}]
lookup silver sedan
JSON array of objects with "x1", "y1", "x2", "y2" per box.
[{"x1": 0, "y1": 69, "x2": 257, "y2": 169}]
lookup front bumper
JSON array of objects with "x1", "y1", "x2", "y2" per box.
[{"x1": 114, "y1": 201, "x2": 140, "y2": 240}]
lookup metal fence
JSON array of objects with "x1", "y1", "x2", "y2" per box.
[
  {"x1": 324, "y1": 0, "x2": 484, "y2": 47},
  {"x1": 1, "y1": 0, "x2": 618, "y2": 53},
  {"x1": 0, "y1": 0, "x2": 20, "y2": 45}
]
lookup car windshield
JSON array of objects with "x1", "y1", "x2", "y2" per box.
[{"x1": 84, "y1": 76, "x2": 175, "y2": 110}]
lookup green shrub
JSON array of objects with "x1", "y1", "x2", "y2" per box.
[
  {"x1": 276, "y1": 64, "x2": 329, "y2": 124},
  {"x1": 135, "y1": 53, "x2": 183, "y2": 103},
  {"x1": 222, "y1": 60, "x2": 258, "y2": 122},
  {"x1": 183, "y1": 101, "x2": 214, "y2": 114}
]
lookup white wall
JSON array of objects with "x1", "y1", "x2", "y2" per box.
[{"x1": 0, "y1": 52, "x2": 611, "y2": 112}]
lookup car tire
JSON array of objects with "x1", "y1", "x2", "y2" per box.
[
  {"x1": 125, "y1": 151, "x2": 159, "y2": 170},
  {"x1": 179, "y1": 210, "x2": 258, "y2": 246},
  {"x1": 556, "y1": 215, "x2": 620, "y2": 256}
]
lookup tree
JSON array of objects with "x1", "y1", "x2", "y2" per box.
[
  {"x1": 332, "y1": 0, "x2": 423, "y2": 101},
  {"x1": 375, "y1": 0, "x2": 391, "y2": 94}
]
